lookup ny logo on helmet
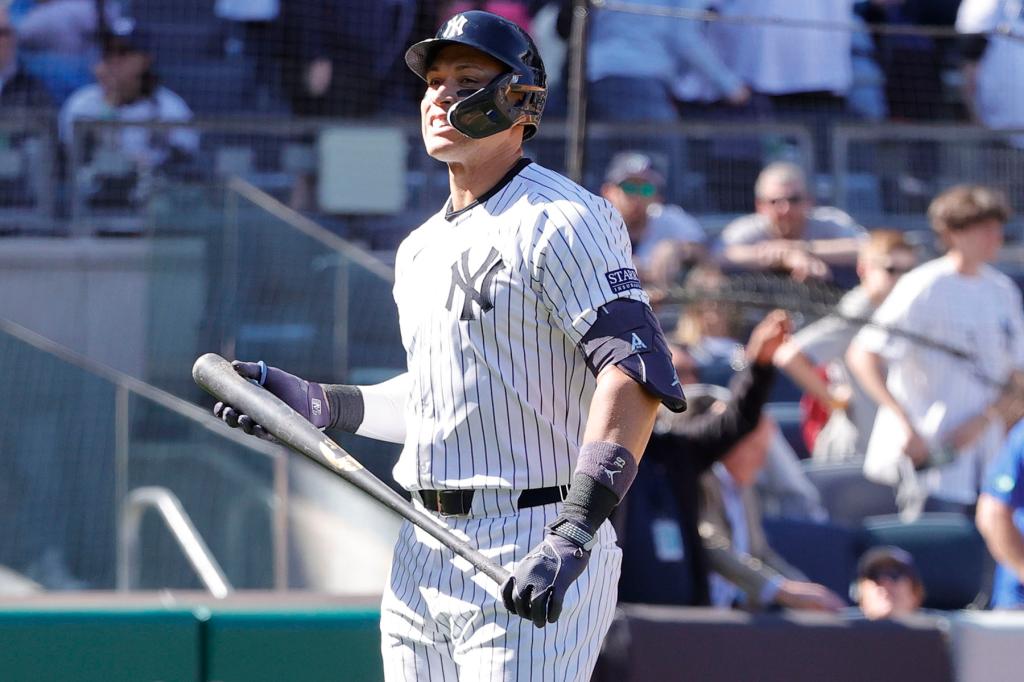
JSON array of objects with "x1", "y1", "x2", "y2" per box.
[
  {"x1": 441, "y1": 14, "x2": 468, "y2": 39},
  {"x1": 447, "y1": 247, "x2": 503, "y2": 321}
]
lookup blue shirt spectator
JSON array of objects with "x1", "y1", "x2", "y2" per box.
[{"x1": 978, "y1": 419, "x2": 1024, "y2": 608}]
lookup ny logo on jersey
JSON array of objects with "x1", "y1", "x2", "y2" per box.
[
  {"x1": 441, "y1": 14, "x2": 468, "y2": 39},
  {"x1": 447, "y1": 247, "x2": 504, "y2": 321}
]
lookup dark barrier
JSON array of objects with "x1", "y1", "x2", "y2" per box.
[{"x1": 594, "y1": 605, "x2": 953, "y2": 682}]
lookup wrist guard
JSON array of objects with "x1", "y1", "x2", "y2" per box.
[
  {"x1": 548, "y1": 441, "x2": 638, "y2": 550},
  {"x1": 323, "y1": 384, "x2": 365, "y2": 433}
]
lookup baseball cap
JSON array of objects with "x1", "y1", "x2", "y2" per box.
[
  {"x1": 604, "y1": 151, "x2": 665, "y2": 189},
  {"x1": 101, "y1": 17, "x2": 153, "y2": 56},
  {"x1": 857, "y1": 546, "x2": 921, "y2": 583}
]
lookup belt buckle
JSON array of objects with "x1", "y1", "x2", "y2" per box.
[{"x1": 437, "y1": 490, "x2": 472, "y2": 517}]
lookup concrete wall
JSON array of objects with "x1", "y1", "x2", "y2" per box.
[{"x1": 0, "y1": 237, "x2": 204, "y2": 379}]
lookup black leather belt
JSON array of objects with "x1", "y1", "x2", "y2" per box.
[{"x1": 416, "y1": 485, "x2": 569, "y2": 516}]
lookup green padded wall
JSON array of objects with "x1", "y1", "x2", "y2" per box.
[
  {"x1": 204, "y1": 608, "x2": 383, "y2": 682},
  {"x1": 0, "y1": 608, "x2": 201, "y2": 682}
]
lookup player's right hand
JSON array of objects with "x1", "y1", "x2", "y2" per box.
[{"x1": 502, "y1": 533, "x2": 591, "y2": 628}]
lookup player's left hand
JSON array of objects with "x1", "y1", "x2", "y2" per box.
[{"x1": 502, "y1": 533, "x2": 590, "y2": 627}]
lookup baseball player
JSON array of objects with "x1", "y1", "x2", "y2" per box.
[{"x1": 214, "y1": 11, "x2": 685, "y2": 680}]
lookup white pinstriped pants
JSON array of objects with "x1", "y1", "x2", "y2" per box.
[{"x1": 379, "y1": 493, "x2": 621, "y2": 681}]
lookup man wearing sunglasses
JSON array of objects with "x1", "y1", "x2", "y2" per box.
[
  {"x1": 716, "y1": 161, "x2": 866, "y2": 283},
  {"x1": 600, "y1": 151, "x2": 706, "y2": 298},
  {"x1": 774, "y1": 230, "x2": 917, "y2": 462}
]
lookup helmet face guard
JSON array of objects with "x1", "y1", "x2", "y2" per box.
[
  {"x1": 405, "y1": 11, "x2": 547, "y2": 140},
  {"x1": 448, "y1": 73, "x2": 546, "y2": 139}
]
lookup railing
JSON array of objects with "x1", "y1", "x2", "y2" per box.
[
  {"x1": 59, "y1": 116, "x2": 821, "y2": 236},
  {"x1": 831, "y1": 123, "x2": 1024, "y2": 234},
  {"x1": 26, "y1": 115, "x2": 1024, "y2": 238},
  {"x1": 118, "y1": 486, "x2": 233, "y2": 598},
  {"x1": 0, "y1": 315, "x2": 289, "y2": 591},
  {"x1": 0, "y1": 111, "x2": 57, "y2": 233}
]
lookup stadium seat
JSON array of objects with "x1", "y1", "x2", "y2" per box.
[
  {"x1": 762, "y1": 517, "x2": 860, "y2": 600},
  {"x1": 802, "y1": 461, "x2": 898, "y2": 526},
  {"x1": 860, "y1": 513, "x2": 993, "y2": 610}
]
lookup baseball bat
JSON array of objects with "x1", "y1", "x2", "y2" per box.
[{"x1": 192, "y1": 353, "x2": 512, "y2": 587}]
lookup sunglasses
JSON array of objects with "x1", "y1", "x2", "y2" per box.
[
  {"x1": 619, "y1": 181, "x2": 658, "y2": 198},
  {"x1": 763, "y1": 194, "x2": 806, "y2": 206},
  {"x1": 865, "y1": 567, "x2": 912, "y2": 583},
  {"x1": 883, "y1": 264, "x2": 913, "y2": 276}
]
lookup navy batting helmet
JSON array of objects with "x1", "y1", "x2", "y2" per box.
[{"x1": 405, "y1": 11, "x2": 547, "y2": 140}]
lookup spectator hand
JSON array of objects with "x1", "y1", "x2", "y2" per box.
[
  {"x1": 900, "y1": 423, "x2": 930, "y2": 468},
  {"x1": 502, "y1": 533, "x2": 590, "y2": 627},
  {"x1": 213, "y1": 360, "x2": 331, "y2": 439},
  {"x1": 745, "y1": 309, "x2": 792, "y2": 366},
  {"x1": 775, "y1": 579, "x2": 845, "y2": 612},
  {"x1": 781, "y1": 249, "x2": 830, "y2": 282}
]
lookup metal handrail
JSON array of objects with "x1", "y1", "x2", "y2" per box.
[
  {"x1": 831, "y1": 122, "x2": 1024, "y2": 216},
  {"x1": 0, "y1": 316, "x2": 284, "y2": 459},
  {"x1": 118, "y1": 486, "x2": 232, "y2": 598},
  {"x1": 227, "y1": 176, "x2": 395, "y2": 282},
  {"x1": 0, "y1": 316, "x2": 290, "y2": 589}
]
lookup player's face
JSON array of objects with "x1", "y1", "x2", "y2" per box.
[
  {"x1": 420, "y1": 45, "x2": 510, "y2": 161},
  {"x1": 756, "y1": 180, "x2": 810, "y2": 239}
]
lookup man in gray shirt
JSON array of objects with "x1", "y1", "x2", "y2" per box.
[
  {"x1": 773, "y1": 230, "x2": 917, "y2": 460},
  {"x1": 716, "y1": 161, "x2": 866, "y2": 282}
]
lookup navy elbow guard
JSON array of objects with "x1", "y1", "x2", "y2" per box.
[{"x1": 579, "y1": 299, "x2": 687, "y2": 412}]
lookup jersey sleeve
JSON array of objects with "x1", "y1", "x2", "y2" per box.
[
  {"x1": 530, "y1": 196, "x2": 649, "y2": 343},
  {"x1": 982, "y1": 421, "x2": 1024, "y2": 506}
]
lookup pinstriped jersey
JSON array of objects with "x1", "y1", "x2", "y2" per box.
[{"x1": 391, "y1": 159, "x2": 648, "y2": 491}]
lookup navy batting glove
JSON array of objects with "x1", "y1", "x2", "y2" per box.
[
  {"x1": 501, "y1": 533, "x2": 590, "y2": 627},
  {"x1": 213, "y1": 360, "x2": 331, "y2": 437}
]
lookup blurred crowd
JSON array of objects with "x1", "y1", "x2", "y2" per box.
[
  {"x1": 610, "y1": 151, "x2": 1024, "y2": 618},
  {"x1": 0, "y1": 1, "x2": 1022, "y2": 216}
]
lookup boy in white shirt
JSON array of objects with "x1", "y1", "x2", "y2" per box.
[{"x1": 847, "y1": 185, "x2": 1024, "y2": 514}]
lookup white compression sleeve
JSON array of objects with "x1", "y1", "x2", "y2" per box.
[{"x1": 354, "y1": 372, "x2": 410, "y2": 444}]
